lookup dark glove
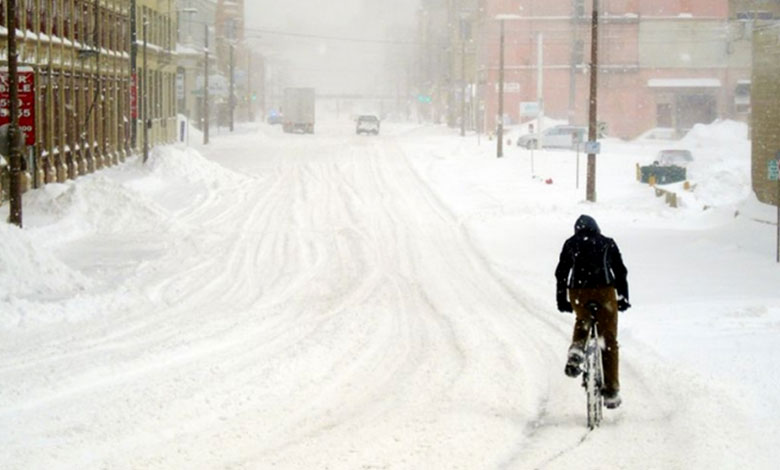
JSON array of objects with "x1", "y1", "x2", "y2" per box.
[
  {"x1": 617, "y1": 298, "x2": 631, "y2": 312},
  {"x1": 557, "y1": 292, "x2": 573, "y2": 313}
]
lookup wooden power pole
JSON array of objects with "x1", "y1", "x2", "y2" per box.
[{"x1": 586, "y1": 0, "x2": 600, "y2": 202}]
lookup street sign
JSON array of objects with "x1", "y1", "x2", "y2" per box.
[
  {"x1": 769, "y1": 158, "x2": 779, "y2": 181},
  {"x1": 0, "y1": 67, "x2": 36, "y2": 146},
  {"x1": 520, "y1": 101, "x2": 540, "y2": 116},
  {"x1": 584, "y1": 141, "x2": 601, "y2": 154},
  {"x1": 417, "y1": 94, "x2": 432, "y2": 104}
]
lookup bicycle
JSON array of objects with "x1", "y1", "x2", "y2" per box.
[{"x1": 581, "y1": 301, "x2": 605, "y2": 429}]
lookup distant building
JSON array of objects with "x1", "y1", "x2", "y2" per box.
[
  {"x1": 176, "y1": 0, "x2": 218, "y2": 128},
  {"x1": 476, "y1": 0, "x2": 752, "y2": 139},
  {"x1": 134, "y1": 0, "x2": 179, "y2": 147}
]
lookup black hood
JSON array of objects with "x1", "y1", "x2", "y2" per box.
[{"x1": 574, "y1": 214, "x2": 601, "y2": 235}]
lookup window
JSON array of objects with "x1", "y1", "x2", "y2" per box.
[
  {"x1": 735, "y1": 82, "x2": 751, "y2": 114},
  {"x1": 574, "y1": 0, "x2": 585, "y2": 18},
  {"x1": 736, "y1": 11, "x2": 774, "y2": 21}
]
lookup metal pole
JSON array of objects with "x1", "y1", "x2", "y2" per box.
[
  {"x1": 537, "y1": 32, "x2": 544, "y2": 148},
  {"x1": 569, "y1": 3, "x2": 579, "y2": 124},
  {"x1": 497, "y1": 19, "x2": 505, "y2": 158},
  {"x1": 130, "y1": 0, "x2": 137, "y2": 150},
  {"x1": 142, "y1": 21, "x2": 149, "y2": 163},
  {"x1": 247, "y1": 52, "x2": 253, "y2": 122},
  {"x1": 203, "y1": 23, "x2": 210, "y2": 145},
  {"x1": 6, "y1": 0, "x2": 22, "y2": 226},
  {"x1": 229, "y1": 44, "x2": 235, "y2": 132},
  {"x1": 460, "y1": 33, "x2": 466, "y2": 137},
  {"x1": 586, "y1": 0, "x2": 599, "y2": 202}
]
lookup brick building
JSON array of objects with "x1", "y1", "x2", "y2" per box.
[{"x1": 477, "y1": 0, "x2": 752, "y2": 139}]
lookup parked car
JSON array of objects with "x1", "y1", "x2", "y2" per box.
[
  {"x1": 356, "y1": 115, "x2": 380, "y2": 135},
  {"x1": 655, "y1": 149, "x2": 693, "y2": 167},
  {"x1": 516, "y1": 125, "x2": 587, "y2": 150},
  {"x1": 267, "y1": 110, "x2": 283, "y2": 125}
]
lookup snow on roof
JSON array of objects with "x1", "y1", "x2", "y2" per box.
[{"x1": 647, "y1": 78, "x2": 722, "y2": 88}]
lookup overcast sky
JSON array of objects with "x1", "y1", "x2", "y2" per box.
[{"x1": 245, "y1": 0, "x2": 421, "y2": 96}]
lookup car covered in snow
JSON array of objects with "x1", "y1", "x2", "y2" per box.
[
  {"x1": 655, "y1": 149, "x2": 693, "y2": 167},
  {"x1": 356, "y1": 115, "x2": 380, "y2": 135},
  {"x1": 516, "y1": 125, "x2": 586, "y2": 150},
  {"x1": 635, "y1": 127, "x2": 678, "y2": 141}
]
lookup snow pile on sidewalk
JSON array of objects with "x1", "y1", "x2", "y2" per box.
[
  {"x1": 0, "y1": 222, "x2": 92, "y2": 301},
  {"x1": 682, "y1": 120, "x2": 752, "y2": 209},
  {"x1": 0, "y1": 145, "x2": 244, "y2": 327}
]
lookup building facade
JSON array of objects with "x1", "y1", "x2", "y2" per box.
[
  {"x1": 176, "y1": 0, "x2": 216, "y2": 129},
  {"x1": 1, "y1": 0, "x2": 177, "y2": 193},
  {"x1": 475, "y1": 0, "x2": 752, "y2": 139},
  {"x1": 134, "y1": 0, "x2": 178, "y2": 148},
  {"x1": 751, "y1": 20, "x2": 780, "y2": 205}
]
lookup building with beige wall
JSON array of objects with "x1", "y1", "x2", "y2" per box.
[
  {"x1": 1, "y1": 0, "x2": 177, "y2": 196},
  {"x1": 134, "y1": 0, "x2": 178, "y2": 148},
  {"x1": 2, "y1": 0, "x2": 133, "y2": 186},
  {"x1": 751, "y1": 21, "x2": 780, "y2": 205}
]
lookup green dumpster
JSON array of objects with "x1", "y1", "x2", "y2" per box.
[{"x1": 640, "y1": 164, "x2": 687, "y2": 184}]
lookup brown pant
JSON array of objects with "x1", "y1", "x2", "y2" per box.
[{"x1": 569, "y1": 287, "x2": 619, "y2": 393}]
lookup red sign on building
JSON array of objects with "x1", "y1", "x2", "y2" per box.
[
  {"x1": 0, "y1": 67, "x2": 36, "y2": 147},
  {"x1": 130, "y1": 73, "x2": 138, "y2": 119}
]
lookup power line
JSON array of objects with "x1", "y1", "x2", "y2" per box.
[{"x1": 186, "y1": 19, "x2": 428, "y2": 46}]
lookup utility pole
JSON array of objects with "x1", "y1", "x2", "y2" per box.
[
  {"x1": 460, "y1": 18, "x2": 467, "y2": 137},
  {"x1": 586, "y1": 0, "x2": 599, "y2": 202},
  {"x1": 247, "y1": 52, "x2": 253, "y2": 122},
  {"x1": 130, "y1": 0, "x2": 137, "y2": 150},
  {"x1": 203, "y1": 23, "x2": 210, "y2": 145},
  {"x1": 229, "y1": 44, "x2": 235, "y2": 132},
  {"x1": 497, "y1": 19, "x2": 505, "y2": 158},
  {"x1": 6, "y1": 0, "x2": 22, "y2": 226},
  {"x1": 568, "y1": 2, "x2": 580, "y2": 124},
  {"x1": 142, "y1": 20, "x2": 149, "y2": 164},
  {"x1": 537, "y1": 32, "x2": 544, "y2": 148}
]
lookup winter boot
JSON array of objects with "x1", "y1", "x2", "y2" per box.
[
  {"x1": 564, "y1": 346, "x2": 585, "y2": 378},
  {"x1": 603, "y1": 389, "x2": 622, "y2": 409}
]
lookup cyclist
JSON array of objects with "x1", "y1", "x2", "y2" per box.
[{"x1": 555, "y1": 214, "x2": 630, "y2": 409}]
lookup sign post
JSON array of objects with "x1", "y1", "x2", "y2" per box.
[
  {"x1": 1, "y1": 68, "x2": 36, "y2": 147},
  {"x1": 771, "y1": 154, "x2": 780, "y2": 262}
]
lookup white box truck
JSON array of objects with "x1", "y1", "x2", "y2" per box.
[{"x1": 282, "y1": 88, "x2": 315, "y2": 134}]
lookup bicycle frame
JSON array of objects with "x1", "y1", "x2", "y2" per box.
[{"x1": 582, "y1": 309, "x2": 605, "y2": 429}]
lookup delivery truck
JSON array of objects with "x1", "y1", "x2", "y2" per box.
[{"x1": 282, "y1": 88, "x2": 315, "y2": 134}]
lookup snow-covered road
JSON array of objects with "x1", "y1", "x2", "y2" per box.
[{"x1": 0, "y1": 122, "x2": 773, "y2": 468}]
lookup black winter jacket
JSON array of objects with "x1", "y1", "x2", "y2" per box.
[{"x1": 555, "y1": 215, "x2": 629, "y2": 300}]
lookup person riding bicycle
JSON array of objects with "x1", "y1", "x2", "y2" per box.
[{"x1": 555, "y1": 214, "x2": 630, "y2": 409}]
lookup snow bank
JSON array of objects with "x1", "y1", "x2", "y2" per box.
[
  {"x1": 0, "y1": 222, "x2": 92, "y2": 301},
  {"x1": 683, "y1": 121, "x2": 752, "y2": 209},
  {"x1": 141, "y1": 145, "x2": 247, "y2": 190}
]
